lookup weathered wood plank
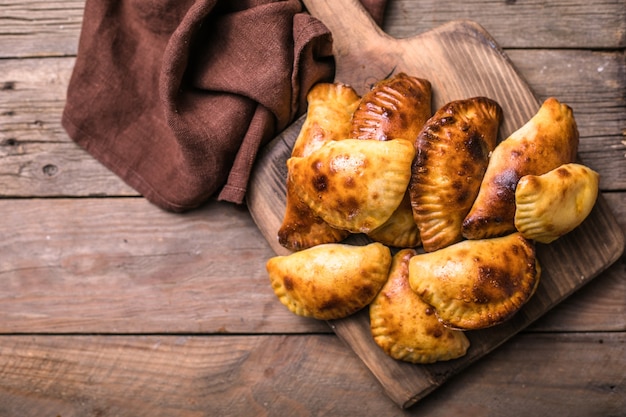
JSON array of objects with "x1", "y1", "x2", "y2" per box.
[
  {"x1": 0, "y1": 0, "x2": 83, "y2": 58},
  {"x1": 0, "y1": 198, "x2": 328, "y2": 334},
  {"x1": 1, "y1": 0, "x2": 625, "y2": 59},
  {"x1": 0, "y1": 196, "x2": 623, "y2": 334},
  {"x1": 1, "y1": 50, "x2": 624, "y2": 197},
  {"x1": 383, "y1": 0, "x2": 626, "y2": 49},
  {"x1": 0, "y1": 332, "x2": 623, "y2": 416},
  {"x1": 530, "y1": 192, "x2": 626, "y2": 332}
]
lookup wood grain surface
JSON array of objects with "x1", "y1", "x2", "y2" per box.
[
  {"x1": 247, "y1": 0, "x2": 625, "y2": 407},
  {"x1": 1, "y1": 0, "x2": 625, "y2": 415}
]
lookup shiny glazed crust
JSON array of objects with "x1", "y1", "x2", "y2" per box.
[
  {"x1": 409, "y1": 97, "x2": 502, "y2": 252},
  {"x1": 350, "y1": 72, "x2": 432, "y2": 142}
]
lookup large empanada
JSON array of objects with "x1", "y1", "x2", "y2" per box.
[
  {"x1": 278, "y1": 83, "x2": 361, "y2": 251},
  {"x1": 267, "y1": 242, "x2": 392, "y2": 320},
  {"x1": 288, "y1": 138, "x2": 415, "y2": 234},
  {"x1": 408, "y1": 232, "x2": 540, "y2": 330},
  {"x1": 515, "y1": 163, "x2": 599, "y2": 243},
  {"x1": 350, "y1": 72, "x2": 432, "y2": 142},
  {"x1": 462, "y1": 98, "x2": 579, "y2": 240},
  {"x1": 409, "y1": 97, "x2": 502, "y2": 252},
  {"x1": 370, "y1": 249, "x2": 470, "y2": 364}
]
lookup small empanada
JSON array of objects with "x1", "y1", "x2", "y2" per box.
[
  {"x1": 409, "y1": 97, "x2": 502, "y2": 252},
  {"x1": 288, "y1": 138, "x2": 415, "y2": 234},
  {"x1": 278, "y1": 83, "x2": 361, "y2": 251},
  {"x1": 350, "y1": 72, "x2": 432, "y2": 142},
  {"x1": 408, "y1": 232, "x2": 540, "y2": 330},
  {"x1": 515, "y1": 163, "x2": 599, "y2": 243},
  {"x1": 370, "y1": 249, "x2": 470, "y2": 363},
  {"x1": 267, "y1": 242, "x2": 392, "y2": 320},
  {"x1": 462, "y1": 98, "x2": 579, "y2": 240}
]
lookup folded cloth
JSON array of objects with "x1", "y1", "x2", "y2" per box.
[{"x1": 62, "y1": 0, "x2": 388, "y2": 211}]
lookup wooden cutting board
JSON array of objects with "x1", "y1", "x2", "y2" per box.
[{"x1": 246, "y1": 0, "x2": 625, "y2": 408}]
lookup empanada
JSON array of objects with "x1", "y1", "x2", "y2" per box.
[
  {"x1": 278, "y1": 83, "x2": 361, "y2": 251},
  {"x1": 462, "y1": 98, "x2": 579, "y2": 240},
  {"x1": 408, "y1": 232, "x2": 540, "y2": 330},
  {"x1": 288, "y1": 138, "x2": 415, "y2": 234},
  {"x1": 349, "y1": 73, "x2": 431, "y2": 247},
  {"x1": 367, "y1": 193, "x2": 421, "y2": 248},
  {"x1": 515, "y1": 163, "x2": 599, "y2": 243},
  {"x1": 370, "y1": 249, "x2": 470, "y2": 363},
  {"x1": 267, "y1": 242, "x2": 392, "y2": 320},
  {"x1": 409, "y1": 97, "x2": 502, "y2": 252},
  {"x1": 350, "y1": 72, "x2": 432, "y2": 142}
]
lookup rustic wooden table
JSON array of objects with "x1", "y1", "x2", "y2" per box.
[{"x1": 1, "y1": 1, "x2": 624, "y2": 416}]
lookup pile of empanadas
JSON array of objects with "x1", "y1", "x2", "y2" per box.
[{"x1": 265, "y1": 73, "x2": 599, "y2": 364}]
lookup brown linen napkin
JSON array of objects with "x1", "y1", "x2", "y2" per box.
[{"x1": 62, "y1": 0, "x2": 388, "y2": 211}]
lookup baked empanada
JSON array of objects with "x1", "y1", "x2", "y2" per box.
[
  {"x1": 267, "y1": 242, "x2": 392, "y2": 320},
  {"x1": 367, "y1": 193, "x2": 421, "y2": 248},
  {"x1": 370, "y1": 249, "x2": 470, "y2": 363},
  {"x1": 349, "y1": 73, "x2": 431, "y2": 247},
  {"x1": 288, "y1": 138, "x2": 415, "y2": 234},
  {"x1": 515, "y1": 163, "x2": 599, "y2": 243},
  {"x1": 350, "y1": 72, "x2": 432, "y2": 142},
  {"x1": 409, "y1": 97, "x2": 502, "y2": 252},
  {"x1": 278, "y1": 83, "x2": 361, "y2": 251},
  {"x1": 462, "y1": 98, "x2": 579, "y2": 240},
  {"x1": 408, "y1": 232, "x2": 540, "y2": 330}
]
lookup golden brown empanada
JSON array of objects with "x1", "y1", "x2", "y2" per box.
[
  {"x1": 408, "y1": 232, "x2": 540, "y2": 330},
  {"x1": 367, "y1": 193, "x2": 421, "y2": 248},
  {"x1": 370, "y1": 249, "x2": 470, "y2": 363},
  {"x1": 288, "y1": 138, "x2": 415, "y2": 234},
  {"x1": 350, "y1": 72, "x2": 432, "y2": 142},
  {"x1": 267, "y1": 242, "x2": 392, "y2": 320},
  {"x1": 278, "y1": 83, "x2": 361, "y2": 251},
  {"x1": 348, "y1": 73, "x2": 430, "y2": 248},
  {"x1": 409, "y1": 97, "x2": 502, "y2": 252},
  {"x1": 462, "y1": 98, "x2": 579, "y2": 240},
  {"x1": 515, "y1": 163, "x2": 599, "y2": 243}
]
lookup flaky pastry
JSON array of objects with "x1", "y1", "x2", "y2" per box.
[
  {"x1": 408, "y1": 232, "x2": 541, "y2": 330},
  {"x1": 463, "y1": 98, "x2": 579, "y2": 240},
  {"x1": 267, "y1": 242, "x2": 392, "y2": 320},
  {"x1": 288, "y1": 138, "x2": 415, "y2": 234},
  {"x1": 409, "y1": 97, "x2": 502, "y2": 252},
  {"x1": 278, "y1": 83, "x2": 360, "y2": 251},
  {"x1": 370, "y1": 249, "x2": 470, "y2": 363},
  {"x1": 515, "y1": 163, "x2": 599, "y2": 243}
]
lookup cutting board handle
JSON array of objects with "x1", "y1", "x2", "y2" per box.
[{"x1": 302, "y1": 0, "x2": 397, "y2": 93}]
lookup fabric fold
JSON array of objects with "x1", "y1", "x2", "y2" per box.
[{"x1": 62, "y1": 0, "x2": 388, "y2": 211}]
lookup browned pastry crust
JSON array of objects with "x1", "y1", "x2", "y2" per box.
[
  {"x1": 370, "y1": 249, "x2": 470, "y2": 363},
  {"x1": 350, "y1": 72, "x2": 432, "y2": 247},
  {"x1": 350, "y1": 72, "x2": 432, "y2": 142},
  {"x1": 408, "y1": 232, "x2": 541, "y2": 330},
  {"x1": 409, "y1": 97, "x2": 502, "y2": 252},
  {"x1": 462, "y1": 97, "x2": 579, "y2": 240},
  {"x1": 278, "y1": 83, "x2": 360, "y2": 251},
  {"x1": 267, "y1": 242, "x2": 392, "y2": 320},
  {"x1": 288, "y1": 138, "x2": 416, "y2": 234}
]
